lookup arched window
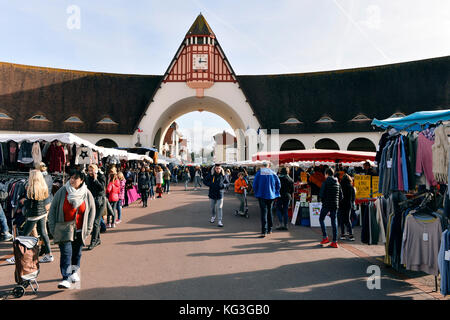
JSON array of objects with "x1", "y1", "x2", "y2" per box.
[
  {"x1": 315, "y1": 138, "x2": 339, "y2": 150},
  {"x1": 347, "y1": 138, "x2": 376, "y2": 152},
  {"x1": 389, "y1": 112, "x2": 406, "y2": 119},
  {"x1": 281, "y1": 117, "x2": 302, "y2": 125},
  {"x1": 0, "y1": 112, "x2": 13, "y2": 120},
  {"x1": 97, "y1": 117, "x2": 118, "y2": 125},
  {"x1": 95, "y1": 139, "x2": 118, "y2": 148},
  {"x1": 316, "y1": 116, "x2": 335, "y2": 123},
  {"x1": 280, "y1": 139, "x2": 305, "y2": 151},
  {"x1": 351, "y1": 114, "x2": 371, "y2": 122},
  {"x1": 29, "y1": 114, "x2": 49, "y2": 121},
  {"x1": 65, "y1": 116, "x2": 83, "y2": 123}
]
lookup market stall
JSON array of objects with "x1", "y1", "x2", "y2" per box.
[{"x1": 371, "y1": 109, "x2": 450, "y2": 295}]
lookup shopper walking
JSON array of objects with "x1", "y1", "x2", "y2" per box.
[
  {"x1": 86, "y1": 164, "x2": 106, "y2": 250},
  {"x1": 204, "y1": 164, "x2": 228, "y2": 227},
  {"x1": 319, "y1": 168, "x2": 343, "y2": 248},
  {"x1": 116, "y1": 172, "x2": 126, "y2": 224},
  {"x1": 155, "y1": 166, "x2": 164, "y2": 198},
  {"x1": 276, "y1": 167, "x2": 294, "y2": 231},
  {"x1": 148, "y1": 168, "x2": 156, "y2": 200},
  {"x1": 225, "y1": 169, "x2": 231, "y2": 191},
  {"x1": 138, "y1": 167, "x2": 151, "y2": 207},
  {"x1": 194, "y1": 166, "x2": 202, "y2": 190},
  {"x1": 252, "y1": 162, "x2": 280, "y2": 237},
  {"x1": 183, "y1": 167, "x2": 191, "y2": 191},
  {"x1": 163, "y1": 167, "x2": 171, "y2": 194},
  {"x1": 106, "y1": 173, "x2": 120, "y2": 228},
  {"x1": 22, "y1": 170, "x2": 54, "y2": 263},
  {"x1": 338, "y1": 173, "x2": 356, "y2": 241},
  {"x1": 234, "y1": 172, "x2": 248, "y2": 216},
  {"x1": 48, "y1": 170, "x2": 96, "y2": 289}
]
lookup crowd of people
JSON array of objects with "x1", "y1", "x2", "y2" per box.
[{"x1": 1, "y1": 159, "x2": 365, "y2": 290}]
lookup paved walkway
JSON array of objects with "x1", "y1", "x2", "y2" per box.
[{"x1": 0, "y1": 185, "x2": 446, "y2": 300}]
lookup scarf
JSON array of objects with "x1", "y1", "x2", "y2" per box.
[{"x1": 65, "y1": 181, "x2": 87, "y2": 209}]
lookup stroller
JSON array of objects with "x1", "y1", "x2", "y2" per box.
[
  {"x1": 234, "y1": 188, "x2": 249, "y2": 219},
  {"x1": 3, "y1": 236, "x2": 40, "y2": 299}
]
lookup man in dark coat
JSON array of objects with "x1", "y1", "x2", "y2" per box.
[
  {"x1": 319, "y1": 168, "x2": 343, "y2": 248},
  {"x1": 86, "y1": 164, "x2": 106, "y2": 250}
]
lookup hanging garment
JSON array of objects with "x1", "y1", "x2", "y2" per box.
[
  {"x1": 432, "y1": 125, "x2": 450, "y2": 184},
  {"x1": 75, "y1": 146, "x2": 92, "y2": 165},
  {"x1": 400, "y1": 136, "x2": 409, "y2": 191},
  {"x1": 384, "y1": 212, "x2": 394, "y2": 266},
  {"x1": 390, "y1": 138, "x2": 399, "y2": 191},
  {"x1": 397, "y1": 137, "x2": 404, "y2": 191},
  {"x1": 31, "y1": 142, "x2": 42, "y2": 166},
  {"x1": 17, "y1": 142, "x2": 34, "y2": 164},
  {"x1": 8, "y1": 141, "x2": 18, "y2": 164},
  {"x1": 416, "y1": 132, "x2": 437, "y2": 187},
  {"x1": 437, "y1": 230, "x2": 450, "y2": 296},
  {"x1": 46, "y1": 143, "x2": 66, "y2": 173},
  {"x1": 401, "y1": 214, "x2": 442, "y2": 276},
  {"x1": 376, "y1": 132, "x2": 390, "y2": 167},
  {"x1": 407, "y1": 132, "x2": 418, "y2": 190}
]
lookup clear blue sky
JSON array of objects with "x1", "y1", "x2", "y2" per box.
[{"x1": 1, "y1": 1, "x2": 449, "y2": 147}]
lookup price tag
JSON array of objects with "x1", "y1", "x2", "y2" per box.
[
  {"x1": 387, "y1": 160, "x2": 392, "y2": 168},
  {"x1": 423, "y1": 233, "x2": 429, "y2": 241},
  {"x1": 445, "y1": 251, "x2": 450, "y2": 261}
]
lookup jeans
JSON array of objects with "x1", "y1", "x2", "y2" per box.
[
  {"x1": 91, "y1": 196, "x2": 106, "y2": 244},
  {"x1": 319, "y1": 207, "x2": 338, "y2": 242},
  {"x1": 58, "y1": 232, "x2": 83, "y2": 280},
  {"x1": 140, "y1": 189, "x2": 149, "y2": 205},
  {"x1": 184, "y1": 180, "x2": 189, "y2": 190},
  {"x1": 22, "y1": 217, "x2": 51, "y2": 254},
  {"x1": 210, "y1": 198, "x2": 223, "y2": 221},
  {"x1": 0, "y1": 205, "x2": 10, "y2": 235},
  {"x1": 276, "y1": 198, "x2": 290, "y2": 227},
  {"x1": 258, "y1": 198, "x2": 274, "y2": 234},
  {"x1": 236, "y1": 193, "x2": 245, "y2": 212},
  {"x1": 149, "y1": 185, "x2": 154, "y2": 198},
  {"x1": 338, "y1": 207, "x2": 353, "y2": 235},
  {"x1": 107, "y1": 201, "x2": 117, "y2": 224},
  {"x1": 194, "y1": 176, "x2": 202, "y2": 188},
  {"x1": 116, "y1": 199, "x2": 123, "y2": 221},
  {"x1": 164, "y1": 179, "x2": 170, "y2": 193}
]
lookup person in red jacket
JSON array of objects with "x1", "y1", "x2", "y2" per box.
[{"x1": 106, "y1": 173, "x2": 120, "y2": 228}]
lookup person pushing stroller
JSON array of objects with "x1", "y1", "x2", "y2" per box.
[{"x1": 234, "y1": 172, "x2": 249, "y2": 217}]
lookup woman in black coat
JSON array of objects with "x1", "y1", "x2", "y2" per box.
[
  {"x1": 338, "y1": 174, "x2": 356, "y2": 241},
  {"x1": 138, "y1": 167, "x2": 151, "y2": 207},
  {"x1": 276, "y1": 167, "x2": 294, "y2": 230}
]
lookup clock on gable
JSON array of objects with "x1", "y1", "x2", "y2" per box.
[{"x1": 193, "y1": 54, "x2": 208, "y2": 70}]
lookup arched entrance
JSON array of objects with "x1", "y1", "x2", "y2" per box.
[
  {"x1": 315, "y1": 138, "x2": 339, "y2": 150},
  {"x1": 347, "y1": 138, "x2": 376, "y2": 152},
  {"x1": 96, "y1": 138, "x2": 118, "y2": 148},
  {"x1": 144, "y1": 95, "x2": 253, "y2": 161},
  {"x1": 280, "y1": 139, "x2": 305, "y2": 151}
]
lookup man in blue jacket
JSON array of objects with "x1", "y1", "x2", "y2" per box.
[{"x1": 253, "y1": 162, "x2": 281, "y2": 237}]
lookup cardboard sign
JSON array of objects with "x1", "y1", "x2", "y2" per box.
[
  {"x1": 291, "y1": 201, "x2": 301, "y2": 225},
  {"x1": 301, "y1": 172, "x2": 308, "y2": 183},
  {"x1": 371, "y1": 176, "x2": 382, "y2": 197},
  {"x1": 354, "y1": 175, "x2": 371, "y2": 199}
]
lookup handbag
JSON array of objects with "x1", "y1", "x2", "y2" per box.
[{"x1": 53, "y1": 208, "x2": 78, "y2": 243}]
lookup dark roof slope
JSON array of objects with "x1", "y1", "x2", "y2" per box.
[
  {"x1": 187, "y1": 14, "x2": 215, "y2": 36},
  {"x1": 0, "y1": 62, "x2": 162, "y2": 134},
  {"x1": 237, "y1": 56, "x2": 450, "y2": 134}
]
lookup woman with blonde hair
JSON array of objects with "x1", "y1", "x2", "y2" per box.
[
  {"x1": 22, "y1": 170, "x2": 54, "y2": 263},
  {"x1": 116, "y1": 172, "x2": 126, "y2": 223},
  {"x1": 106, "y1": 173, "x2": 120, "y2": 228}
]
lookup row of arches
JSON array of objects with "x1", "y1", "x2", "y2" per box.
[{"x1": 280, "y1": 138, "x2": 376, "y2": 152}]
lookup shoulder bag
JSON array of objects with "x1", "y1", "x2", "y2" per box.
[{"x1": 53, "y1": 208, "x2": 79, "y2": 243}]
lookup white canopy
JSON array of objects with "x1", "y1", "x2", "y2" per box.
[{"x1": 0, "y1": 132, "x2": 150, "y2": 162}]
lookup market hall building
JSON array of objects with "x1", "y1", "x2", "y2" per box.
[{"x1": 0, "y1": 14, "x2": 448, "y2": 160}]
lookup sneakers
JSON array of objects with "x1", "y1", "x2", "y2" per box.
[
  {"x1": 2, "y1": 232, "x2": 13, "y2": 241},
  {"x1": 39, "y1": 254, "x2": 54, "y2": 263},
  {"x1": 58, "y1": 280, "x2": 71, "y2": 289},
  {"x1": 347, "y1": 235, "x2": 355, "y2": 241},
  {"x1": 111, "y1": 223, "x2": 116, "y2": 228},
  {"x1": 340, "y1": 235, "x2": 347, "y2": 240},
  {"x1": 5, "y1": 256, "x2": 15, "y2": 264},
  {"x1": 218, "y1": 220, "x2": 223, "y2": 227},
  {"x1": 69, "y1": 272, "x2": 80, "y2": 283},
  {"x1": 320, "y1": 237, "x2": 330, "y2": 245},
  {"x1": 116, "y1": 220, "x2": 121, "y2": 224},
  {"x1": 210, "y1": 216, "x2": 216, "y2": 223},
  {"x1": 88, "y1": 240, "x2": 101, "y2": 250},
  {"x1": 106, "y1": 223, "x2": 112, "y2": 228},
  {"x1": 330, "y1": 242, "x2": 339, "y2": 248},
  {"x1": 259, "y1": 233, "x2": 267, "y2": 238}
]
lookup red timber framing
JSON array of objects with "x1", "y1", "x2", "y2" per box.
[{"x1": 164, "y1": 35, "x2": 236, "y2": 83}]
